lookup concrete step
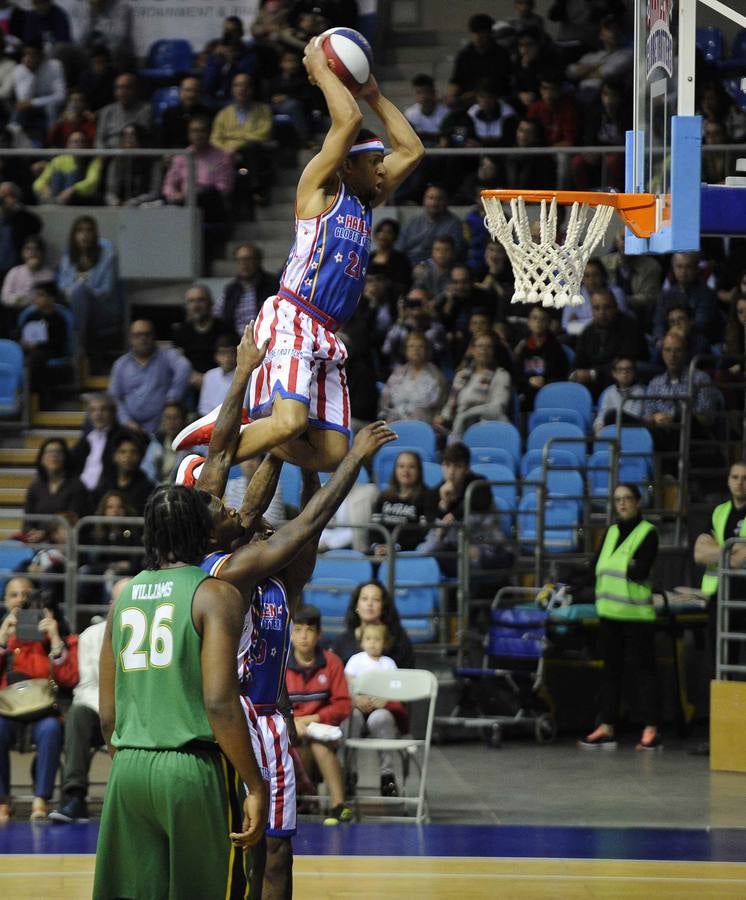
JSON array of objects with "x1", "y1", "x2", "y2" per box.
[
  {"x1": 24, "y1": 431, "x2": 78, "y2": 449},
  {"x1": 253, "y1": 202, "x2": 295, "y2": 224},
  {"x1": 0, "y1": 448, "x2": 37, "y2": 466},
  {"x1": 83, "y1": 375, "x2": 109, "y2": 391},
  {"x1": 0, "y1": 487, "x2": 27, "y2": 506},
  {"x1": 228, "y1": 220, "x2": 295, "y2": 243},
  {"x1": 32, "y1": 408, "x2": 85, "y2": 429},
  {"x1": 0, "y1": 514, "x2": 22, "y2": 539},
  {"x1": 0, "y1": 469, "x2": 35, "y2": 487}
]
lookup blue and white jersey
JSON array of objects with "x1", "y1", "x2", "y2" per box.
[
  {"x1": 242, "y1": 577, "x2": 291, "y2": 708},
  {"x1": 278, "y1": 180, "x2": 372, "y2": 326}
]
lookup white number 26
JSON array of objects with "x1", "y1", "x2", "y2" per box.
[{"x1": 120, "y1": 604, "x2": 175, "y2": 671}]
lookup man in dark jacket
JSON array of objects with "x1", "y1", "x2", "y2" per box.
[
  {"x1": 214, "y1": 242, "x2": 279, "y2": 336},
  {"x1": 159, "y1": 76, "x2": 213, "y2": 149},
  {"x1": 70, "y1": 392, "x2": 122, "y2": 493},
  {"x1": 0, "y1": 181, "x2": 41, "y2": 280}
]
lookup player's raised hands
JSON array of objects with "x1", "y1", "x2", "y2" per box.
[
  {"x1": 303, "y1": 38, "x2": 330, "y2": 85},
  {"x1": 351, "y1": 420, "x2": 397, "y2": 460},
  {"x1": 358, "y1": 73, "x2": 381, "y2": 104},
  {"x1": 236, "y1": 322, "x2": 269, "y2": 375}
]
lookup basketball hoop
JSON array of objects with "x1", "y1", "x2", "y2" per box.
[{"x1": 481, "y1": 190, "x2": 658, "y2": 309}]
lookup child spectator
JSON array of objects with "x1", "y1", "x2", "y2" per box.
[
  {"x1": 513, "y1": 305, "x2": 569, "y2": 411},
  {"x1": 285, "y1": 604, "x2": 353, "y2": 825},
  {"x1": 344, "y1": 623, "x2": 409, "y2": 798},
  {"x1": 17, "y1": 282, "x2": 70, "y2": 401},
  {"x1": 593, "y1": 357, "x2": 646, "y2": 433},
  {"x1": 1, "y1": 235, "x2": 54, "y2": 319}
]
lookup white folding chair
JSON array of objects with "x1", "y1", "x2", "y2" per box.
[{"x1": 344, "y1": 668, "x2": 438, "y2": 823}]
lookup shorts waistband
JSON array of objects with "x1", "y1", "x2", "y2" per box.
[
  {"x1": 278, "y1": 287, "x2": 340, "y2": 333},
  {"x1": 252, "y1": 703, "x2": 278, "y2": 716}
]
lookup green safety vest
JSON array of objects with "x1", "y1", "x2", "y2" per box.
[
  {"x1": 595, "y1": 519, "x2": 657, "y2": 622},
  {"x1": 700, "y1": 501, "x2": 746, "y2": 597},
  {"x1": 111, "y1": 565, "x2": 214, "y2": 750}
]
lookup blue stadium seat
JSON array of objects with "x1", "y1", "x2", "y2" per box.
[
  {"x1": 519, "y1": 447, "x2": 579, "y2": 479},
  {"x1": 595, "y1": 426, "x2": 654, "y2": 476},
  {"x1": 468, "y1": 446, "x2": 517, "y2": 471},
  {"x1": 696, "y1": 26, "x2": 724, "y2": 62},
  {"x1": 492, "y1": 494, "x2": 514, "y2": 535},
  {"x1": 523, "y1": 467, "x2": 584, "y2": 501},
  {"x1": 389, "y1": 420, "x2": 437, "y2": 458},
  {"x1": 528, "y1": 406, "x2": 587, "y2": 432},
  {"x1": 304, "y1": 552, "x2": 373, "y2": 636},
  {"x1": 0, "y1": 339, "x2": 24, "y2": 417},
  {"x1": 379, "y1": 554, "x2": 441, "y2": 642},
  {"x1": 526, "y1": 422, "x2": 587, "y2": 467},
  {"x1": 140, "y1": 39, "x2": 194, "y2": 79},
  {"x1": 463, "y1": 421, "x2": 521, "y2": 468},
  {"x1": 0, "y1": 540, "x2": 35, "y2": 596},
  {"x1": 534, "y1": 382, "x2": 593, "y2": 430},
  {"x1": 517, "y1": 495, "x2": 580, "y2": 553},
  {"x1": 151, "y1": 85, "x2": 181, "y2": 124},
  {"x1": 588, "y1": 450, "x2": 650, "y2": 505},
  {"x1": 319, "y1": 468, "x2": 369, "y2": 486},
  {"x1": 422, "y1": 460, "x2": 442, "y2": 488},
  {"x1": 373, "y1": 444, "x2": 433, "y2": 487},
  {"x1": 279, "y1": 464, "x2": 302, "y2": 509},
  {"x1": 470, "y1": 462, "x2": 517, "y2": 510}
]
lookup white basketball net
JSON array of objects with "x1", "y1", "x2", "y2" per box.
[{"x1": 481, "y1": 196, "x2": 615, "y2": 309}]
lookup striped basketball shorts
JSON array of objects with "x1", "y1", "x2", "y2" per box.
[
  {"x1": 248, "y1": 295, "x2": 351, "y2": 436},
  {"x1": 240, "y1": 697, "x2": 297, "y2": 839}
]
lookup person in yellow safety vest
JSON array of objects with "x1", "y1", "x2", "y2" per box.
[
  {"x1": 691, "y1": 461, "x2": 746, "y2": 758},
  {"x1": 578, "y1": 483, "x2": 661, "y2": 752}
]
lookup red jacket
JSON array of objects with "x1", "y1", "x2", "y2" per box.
[
  {"x1": 285, "y1": 647, "x2": 351, "y2": 726},
  {"x1": 0, "y1": 634, "x2": 79, "y2": 689}
]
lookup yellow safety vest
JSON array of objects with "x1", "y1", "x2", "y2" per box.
[
  {"x1": 595, "y1": 519, "x2": 657, "y2": 621},
  {"x1": 701, "y1": 501, "x2": 746, "y2": 597}
]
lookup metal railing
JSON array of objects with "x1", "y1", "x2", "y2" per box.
[{"x1": 716, "y1": 536, "x2": 746, "y2": 680}]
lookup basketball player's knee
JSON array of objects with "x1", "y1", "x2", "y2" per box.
[
  {"x1": 272, "y1": 401, "x2": 308, "y2": 441},
  {"x1": 265, "y1": 836, "x2": 292, "y2": 880}
]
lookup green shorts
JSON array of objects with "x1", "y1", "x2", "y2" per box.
[{"x1": 93, "y1": 746, "x2": 248, "y2": 900}]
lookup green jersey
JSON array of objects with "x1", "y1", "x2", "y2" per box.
[{"x1": 111, "y1": 565, "x2": 215, "y2": 749}]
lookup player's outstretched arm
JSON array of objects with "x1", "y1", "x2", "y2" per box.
[
  {"x1": 196, "y1": 324, "x2": 268, "y2": 499},
  {"x1": 220, "y1": 422, "x2": 396, "y2": 593},
  {"x1": 238, "y1": 454, "x2": 284, "y2": 533},
  {"x1": 195, "y1": 577, "x2": 267, "y2": 847},
  {"x1": 359, "y1": 75, "x2": 424, "y2": 205},
  {"x1": 296, "y1": 38, "x2": 363, "y2": 217}
]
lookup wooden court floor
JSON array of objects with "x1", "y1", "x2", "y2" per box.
[{"x1": 3, "y1": 854, "x2": 746, "y2": 899}]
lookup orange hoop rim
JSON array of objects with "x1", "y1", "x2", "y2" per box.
[{"x1": 480, "y1": 189, "x2": 664, "y2": 240}]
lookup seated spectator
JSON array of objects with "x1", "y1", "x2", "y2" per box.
[
  {"x1": 723, "y1": 292, "x2": 746, "y2": 373},
  {"x1": 571, "y1": 289, "x2": 648, "y2": 399},
  {"x1": 285, "y1": 604, "x2": 353, "y2": 825},
  {"x1": 378, "y1": 330, "x2": 448, "y2": 423},
  {"x1": 395, "y1": 184, "x2": 466, "y2": 266},
  {"x1": 405, "y1": 73, "x2": 449, "y2": 146},
  {"x1": 56, "y1": 214, "x2": 120, "y2": 358},
  {"x1": 70, "y1": 392, "x2": 120, "y2": 493},
  {"x1": 437, "y1": 102, "x2": 480, "y2": 199},
  {"x1": 513, "y1": 305, "x2": 569, "y2": 411},
  {"x1": 198, "y1": 334, "x2": 238, "y2": 415},
  {"x1": 593, "y1": 356, "x2": 646, "y2": 433},
  {"x1": 338, "y1": 285, "x2": 388, "y2": 427},
  {"x1": 0, "y1": 31, "x2": 14, "y2": 119},
  {"x1": 95, "y1": 72, "x2": 151, "y2": 149},
  {"x1": 601, "y1": 224, "x2": 663, "y2": 332},
  {"x1": 109, "y1": 319, "x2": 192, "y2": 436},
  {"x1": 565, "y1": 15, "x2": 632, "y2": 102},
  {"x1": 267, "y1": 49, "x2": 315, "y2": 146},
  {"x1": 23, "y1": 436, "x2": 89, "y2": 542},
  {"x1": 104, "y1": 123, "x2": 161, "y2": 207},
  {"x1": 17, "y1": 281, "x2": 70, "y2": 401},
  {"x1": 172, "y1": 283, "x2": 237, "y2": 396},
  {"x1": 209, "y1": 72, "x2": 272, "y2": 206},
  {"x1": 650, "y1": 303, "x2": 712, "y2": 371},
  {"x1": 202, "y1": 37, "x2": 258, "y2": 109},
  {"x1": 653, "y1": 251, "x2": 723, "y2": 344},
  {"x1": 412, "y1": 234, "x2": 455, "y2": 298},
  {"x1": 158, "y1": 75, "x2": 213, "y2": 149},
  {"x1": 330, "y1": 580, "x2": 415, "y2": 668},
  {"x1": 510, "y1": 29, "x2": 545, "y2": 111},
  {"x1": 214, "y1": 243, "x2": 279, "y2": 336},
  {"x1": 510, "y1": 0, "x2": 545, "y2": 38},
  {"x1": 439, "y1": 265, "x2": 504, "y2": 359},
  {"x1": 48, "y1": 615, "x2": 107, "y2": 823},
  {"x1": 1, "y1": 235, "x2": 54, "y2": 322},
  {"x1": 32, "y1": 130, "x2": 102, "y2": 205},
  {"x1": 141, "y1": 402, "x2": 189, "y2": 484},
  {"x1": 368, "y1": 219, "x2": 412, "y2": 299},
  {"x1": 12, "y1": 40, "x2": 65, "y2": 144},
  {"x1": 47, "y1": 89, "x2": 96, "y2": 148},
  {"x1": 0, "y1": 182, "x2": 41, "y2": 285},
  {"x1": 562, "y1": 258, "x2": 629, "y2": 336},
  {"x1": 467, "y1": 81, "x2": 517, "y2": 147},
  {"x1": 22, "y1": 0, "x2": 71, "y2": 47},
  {"x1": 162, "y1": 114, "x2": 234, "y2": 233},
  {"x1": 504, "y1": 117, "x2": 557, "y2": 189},
  {"x1": 0, "y1": 574, "x2": 78, "y2": 822},
  {"x1": 472, "y1": 241, "x2": 514, "y2": 306},
  {"x1": 527, "y1": 70, "x2": 579, "y2": 149},
  {"x1": 447, "y1": 13, "x2": 511, "y2": 106},
  {"x1": 93, "y1": 430, "x2": 153, "y2": 515},
  {"x1": 344, "y1": 623, "x2": 408, "y2": 798},
  {"x1": 76, "y1": 44, "x2": 115, "y2": 113},
  {"x1": 76, "y1": 0, "x2": 134, "y2": 72},
  {"x1": 452, "y1": 307, "x2": 513, "y2": 374},
  {"x1": 548, "y1": 0, "x2": 616, "y2": 49},
  {"x1": 701, "y1": 118, "x2": 735, "y2": 187},
  {"x1": 436, "y1": 332, "x2": 512, "y2": 437},
  {"x1": 370, "y1": 450, "x2": 436, "y2": 554},
  {"x1": 381, "y1": 287, "x2": 448, "y2": 369},
  {"x1": 571, "y1": 79, "x2": 627, "y2": 191},
  {"x1": 78, "y1": 491, "x2": 141, "y2": 601}
]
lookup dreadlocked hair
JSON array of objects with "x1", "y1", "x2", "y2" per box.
[{"x1": 143, "y1": 485, "x2": 212, "y2": 570}]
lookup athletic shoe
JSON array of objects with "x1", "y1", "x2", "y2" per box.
[
  {"x1": 577, "y1": 727, "x2": 617, "y2": 750},
  {"x1": 171, "y1": 404, "x2": 251, "y2": 451},
  {"x1": 323, "y1": 803, "x2": 353, "y2": 825},
  {"x1": 175, "y1": 454, "x2": 205, "y2": 487},
  {"x1": 636, "y1": 733, "x2": 663, "y2": 752},
  {"x1": 380, "y1": 773, "x2": 399, "y2": 797},
  {"x1": 49, "y1": 796, "x2": 89, "y2": 823}
]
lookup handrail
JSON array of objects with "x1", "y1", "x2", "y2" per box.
[{"x1": 716, "y1": 537, "x2": 746, "y2": 679}]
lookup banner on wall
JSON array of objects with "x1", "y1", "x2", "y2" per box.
[{"x1": 33, "y1": 0, "x2": 261, "y2": 56}]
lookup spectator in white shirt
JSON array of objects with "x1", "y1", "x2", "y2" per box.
[
  {"x1": 70, "y1": 392, "x2": 121, "y2": 492},
  {"x1": 197, "y1": 333, "x2": 241, "y2": 415},
  {"x1": 404, "y1": 74, "x2": 449, "y2": 146},
  {"x1": 13, "y1": 41, "x2": 66, "y2": 144}
]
